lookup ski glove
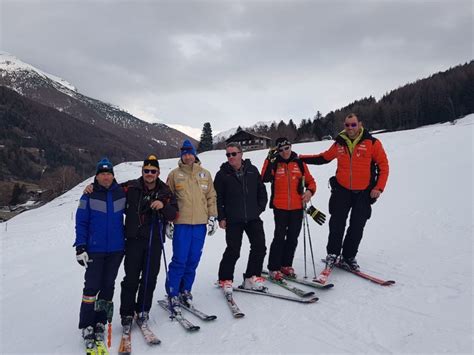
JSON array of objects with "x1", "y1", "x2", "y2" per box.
[
  {"x1": 306, "y1": 206, "x2": 327, "y2": 226},
  {"x1": 76, "y1": 246, "x2": 89, "y2": 268},
  {"x1": 165, "y1": 222, "x2": 174, "y2": 240},
  {"x1": 207, "y1": 216, "x2": 217, "y2": 236},
  {"x1": 267, "y1": 147, "x2": 279, "y2": 163}
]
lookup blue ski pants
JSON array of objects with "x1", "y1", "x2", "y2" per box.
[{"x1": 166, "y1": 224, "x2": 206, "y2": 297}]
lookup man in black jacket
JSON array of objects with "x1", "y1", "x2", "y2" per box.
[
  {"x1": 214, "y1": 143, "x2": 268, "y2": 293},
  {"x1": 119, "y1": 155, "x2": 178, "y2": 329}
]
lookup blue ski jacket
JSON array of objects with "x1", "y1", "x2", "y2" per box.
[{"x1": 74, "y1": 179, "x2": 126, "y2": 253}]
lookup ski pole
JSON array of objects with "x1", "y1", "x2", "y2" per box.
[
  {"x1": 304, "y1": 209, "x2": 317, "y2": 277},
  {"x1": 301, "y1": 176, "x2": 308, "y2": 279},
  {"x1": 157, "y1": 215, "x2": 173, "y2": 315},
  {"x1": 303, "y1": 207, "x2": 308, "y2": 279},
  {"x1": 141, "y1": 211, "x2": 155, "y2": 315}
]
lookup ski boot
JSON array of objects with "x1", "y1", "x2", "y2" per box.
[
  {"x1": 242, "y1": 275, "x2": 267, "y2": 292},
  {"x1": 179, "y1": 290, "x2": 193, "y2": 308},
  {"x1": 340, "y1": 256, "x2": 360, "y2": 271},
  {"x1": 280, "y1": 266, "x2": 297, "y2": 278},
  {"x1": 82, "y1": 325, "x2": 96, "y2": 354}
]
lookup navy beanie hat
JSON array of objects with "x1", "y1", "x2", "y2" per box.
[
  {"x1": 96, "y1": 157, "x2": 114, "y2": 175},
  {"x1": 180, "y1": 139, "x2": 197, "y2": 158}
]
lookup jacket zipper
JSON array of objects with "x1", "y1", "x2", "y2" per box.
[
  {"x1": 286, "y1": 163, "x2": 291, "y2": 209},
  {"x1": 242, "y1": 169, "x2": 248, "y2": 223},
  {"x1": 106, "y1": 189, "x2": 111, "y2": 253}
]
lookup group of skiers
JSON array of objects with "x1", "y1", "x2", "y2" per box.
[{"x1": 74, "y1": 112, "x2": 389, "y2": 348}]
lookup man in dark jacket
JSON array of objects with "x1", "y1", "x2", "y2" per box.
[
  {"x1": 119, "y1": 155, "x2": 178, "y2": 328},
  {"x1": 74, "y1": 158, "x2": 126, "y2": 351},
  {"x1": 214, "y1": 142, "x2": 268, "y2": 293}
]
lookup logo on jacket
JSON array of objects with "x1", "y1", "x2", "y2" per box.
[{"x1": 198, "y1": 172, "x2": 206, "y2": 179}]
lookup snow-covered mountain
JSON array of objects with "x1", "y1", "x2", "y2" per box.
[
  {"x1": 0, "y1": 51, "x2": 77, "y2": 92},
  {"x1": 1, "y1": 115, "x2": 472, "y2": 354},
  {"x1": 0, "y1": 52, "x2": 197, "y2": 153},
  {"x1": 214, "y1": 121, "x2": 274, "y2": 142}
]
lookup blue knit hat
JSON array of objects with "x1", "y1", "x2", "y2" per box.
[
  {"x1": 180, "y1": 139, "x2": 196, "y2": 158},
  {"x1": 96, "y1": 157, "x2": 114, "y2": 175}
]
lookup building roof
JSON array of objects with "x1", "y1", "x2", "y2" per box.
[{"x1": 226, "y1": 130, "x2": 271, "y2": 143}]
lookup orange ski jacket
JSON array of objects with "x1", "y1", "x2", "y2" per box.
[
  {"x1": 300, "y1": 129, "x2": 389, "y2": 192},
  {"x1": 261, "y1": 152, "x2": 316, "y2": 210}
]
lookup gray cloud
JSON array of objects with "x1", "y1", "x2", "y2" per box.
[{"x1": 2, "y1": 0, "x2": 472, "y2": 135}]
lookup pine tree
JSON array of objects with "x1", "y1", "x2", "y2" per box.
[{"x1": 198, "y1": 122, "x2": 213, "y2": 152}]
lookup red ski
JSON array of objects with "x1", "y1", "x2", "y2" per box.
[
  {"x1": 337, "y1": 266, "x2": 395, "y2": 286},
  {"x1": 319, "y1": 259, "x2": 395, "y2": 286}
]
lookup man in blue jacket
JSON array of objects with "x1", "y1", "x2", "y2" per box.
[{"x1": 74, "y1": 158, "x2": 126, "y2": 351}]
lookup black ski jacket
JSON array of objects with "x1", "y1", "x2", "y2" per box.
[
  {"x1": 123, "y1": 177, "x2": 178, "y2": 240},
  {"x1": 214, "y1": 159, "x2": 268, "y2": 224}
]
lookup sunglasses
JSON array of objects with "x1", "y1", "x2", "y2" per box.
[
  {"x1": 278, "y1": 146, "x2": 290, "y2": 152},
  {"x1": 345, "y1": 123, "x2": 358, "y2": 128},
  {"x1": 226, "y1": 152, "x2": 241, "y2": 157},
  {"x1": 143, "y1": 169, "x2": 158, "y2": 174}
]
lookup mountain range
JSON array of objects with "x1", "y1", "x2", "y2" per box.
[{"x1": 0, "y1": 52, "x2": 197, "y2": 206}]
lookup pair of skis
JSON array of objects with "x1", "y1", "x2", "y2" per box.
[
  {"x1": 157, "y1": 299, "x2": 217, "y2": 332},
  {"x1": 261, "y1": 270, "x2": 335, "y2": 291},
  {"x1": 314, "y1": 259, "x2": 395, "y2": 286},
  {"x1": 117, "y1": 318, "x2": 161, "y2": 355},
  {"x1": 219, "y1": 276, "x2": 320, "y2": 318}
]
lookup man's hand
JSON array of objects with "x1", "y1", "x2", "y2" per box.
[
  {"x1": 150, "y1": 200, "x2": 164, "y2": 210},
  {"x1": 76, "y1": 246, "x2": 89, "y2": 268},
  {"x1": 165, "y1": 222, "x2": 174, "y2": 239},
  {"x1": 370, "y1": 189, "x2": 382, "y2": 199},
  {"x1": 302, "y1": 190, "x2": 312, "y2": 204},
  {"x1": 267, "y1": 147, "x2": 279, "y2": 162},
  {"x1": 83, "y1": 184, "x2": 93, "y2": 194},
  {"x1": 219, "y1": 219, "x2": 226, "y2": 229},
  {"x1": 207, "y1": 216, "x2": 218, "y2": 236}
]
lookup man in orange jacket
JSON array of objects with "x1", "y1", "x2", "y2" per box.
[
  {"x1": 300, "y1": 113, "x2": 389, "y2": 271},
  {"x1": 262, "y1": 137, "x2": 316, "y2": 280}
]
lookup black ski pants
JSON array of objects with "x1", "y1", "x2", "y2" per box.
[
  {"x1": 79, "y1": 252, "x2": 124, "y2": 329},
  {"x1": 120, "y1": 236, "x2": 162, "y2": 317},
  {"x1": 218, "y1": 219, "x2": 267, "y2": 281},
  {"x1": 267, "y1": 208, "x2": 303, "y2": 271},
  {"x1": 327, "y1": 186, "x2": 372, "y2": 259}
]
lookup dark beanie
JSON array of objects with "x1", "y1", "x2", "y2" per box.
[
  {"x1": 275, "y1": 137, "x2": 291, "y2": 149},
  {"x1": 143, "y1": 154, "x2": 159, "y2": 169},
  {"x1": 180, "y1": 139, "x2": 197, "y2": 158},
  {"x1": 96, "y1": 157, "x2": 114, "y2": 175}
]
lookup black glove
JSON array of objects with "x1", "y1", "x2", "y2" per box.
[
  {"x1": 267, "y1": 147, "x2": 279, "y2": 163},
  {"x1": 306, "y1": 206, "x2": 326, "y2": 226}
]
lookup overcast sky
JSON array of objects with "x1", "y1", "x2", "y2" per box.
[{"x1": 1, "y1": 0, "x2": 472, "y2": 138}]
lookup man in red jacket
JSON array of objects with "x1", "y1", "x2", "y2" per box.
[
  {"x1": 300, "y1": 113, "x2": 389, "y2": 271},
  {"x1": 262, "y1": 137, "x2": 316, "y2": 280}
]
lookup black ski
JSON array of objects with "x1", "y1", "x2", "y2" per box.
[
  {"x1": 234, "y1": 286, "x2": 318, "y2": 303},
  {"x1": 180, "y1": 301, "x2": 217, "y2": 321},
  {"x1": 157, "y1": 300, "x2": 200, "y2": 332}
]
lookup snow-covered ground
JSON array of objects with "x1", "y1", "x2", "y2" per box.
[{"x1": 1, "y1": 116, "x2": 473, "y2": 354}]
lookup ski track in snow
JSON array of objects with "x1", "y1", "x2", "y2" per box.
[{"x1": 1, "y1": 116, "x2": 473, "y2": 354}]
